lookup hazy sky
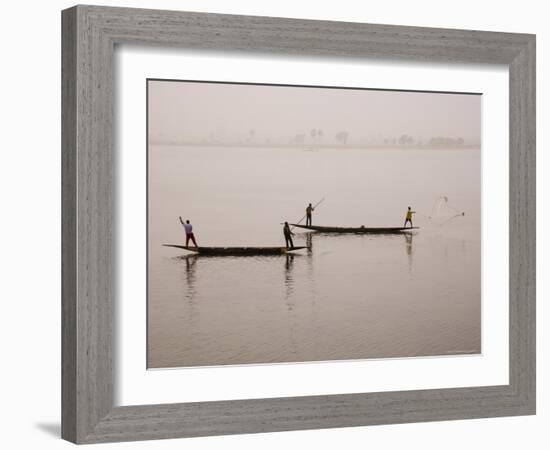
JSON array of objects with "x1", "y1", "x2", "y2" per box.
[{"x1": 148, "y1": 80, "x2": 481, "y2": 145}]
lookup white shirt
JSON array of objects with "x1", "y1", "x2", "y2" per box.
[{"x1": 183, "y1": 223, "x2": 193, "y2": 234}]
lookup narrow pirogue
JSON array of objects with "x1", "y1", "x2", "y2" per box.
[
  {"x1": 291, "y1": 224, "x2": 419, "y2": 234},
  {"x1": 163, "y1": 244, "x2": 307, "y2": 256}
]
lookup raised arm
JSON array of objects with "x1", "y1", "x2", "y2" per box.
[{"x1": 179, "y1": 216, "x2": 184, "y2": 225}]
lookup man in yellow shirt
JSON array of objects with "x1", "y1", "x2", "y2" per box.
[{"x1": 404, "y1": 206, "x2": 416, "y2": 228}]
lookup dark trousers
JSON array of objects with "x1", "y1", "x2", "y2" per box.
[
  {"x1": 404, "y1": 219, "x2": 412, "y2": 228},
  {"x1": 284, "y1": 234, "x2": 294, "y2": 248},
  {"x1": 186, "y1": 233, "x2": 198, "y2": 247},
  {"x1": 306, "y1": 214, "x2": 312, "y2": 226}
]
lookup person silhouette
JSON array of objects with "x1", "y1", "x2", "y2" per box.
[
  {"x1": 306, "y1": 203, "x2": 315, "y2": 226},
  {"x1": 283, "y1": 221, "x2": 295, "y2": 248},
  {"x1": 404, "y1": 206, "x2": 416, "y2": 228},
  {"x1": 179, "y1": 216, "x2": 198, "y2": 247}
]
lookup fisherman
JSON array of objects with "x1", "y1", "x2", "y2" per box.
[
  {"x1": 179, "y1": 216, "x2": 198, "y2": 247},
  {"x1": 404, "y1": 206, "x2": 416, "y2": 228},
  {"x1": 306, "y1": 203, "x2": 315, "y2": 226},
  {"x1": 283, "y1": 221, "x2": 295, "y2": 249}
]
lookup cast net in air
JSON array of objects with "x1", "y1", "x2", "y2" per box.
[{"x1": 428, "y1": 196, "x2": 465, "y2": 225}]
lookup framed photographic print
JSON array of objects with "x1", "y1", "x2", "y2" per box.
[{"x1": 62, "y1": 5, "x2": 535, "y2": 444}]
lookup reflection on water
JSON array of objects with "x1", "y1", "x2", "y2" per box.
[
  {"x1": 305, "y1": 233, "x2": 313, "y2": 254},
  {"x1": 404, "y1": 233, "x2": 414, "y2": 274},
  {"x1": 147, "y1": 147, "x2": 481, "y2": 368},
  {"x1": 284, "y1": 254, "x2": 295, "y2": 307},
  {"x1": 148, "y1": 228, "x2": 480, "y2": 368},
  {"x1": 182, "y1": 256, "x2": 197, "y2": 300}
]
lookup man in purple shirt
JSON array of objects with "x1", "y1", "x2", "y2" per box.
[{"x1": 179, "y1": 216, "x2": 198, "y2": 247}]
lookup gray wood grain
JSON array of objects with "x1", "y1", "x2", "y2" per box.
[
  {"x1": 61, "y1": 7, "x2": 77, "y2": 443},
  {"x1": 61, "y1": 4, "x2": 536, "y2": 444}
]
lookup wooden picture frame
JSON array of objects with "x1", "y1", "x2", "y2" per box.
[{"x1": 62, "y1": 5, "x2": 535, "y2": 444}]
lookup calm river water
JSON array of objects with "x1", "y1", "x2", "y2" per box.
[{"x1": 147, "y1": 146, "x2": 481, "y2": 368}]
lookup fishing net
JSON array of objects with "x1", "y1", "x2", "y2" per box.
[{"x1": 428, "y1": 196, "x2": 465, "y2": 225}]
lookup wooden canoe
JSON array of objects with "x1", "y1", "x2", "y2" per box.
[
  {"x1": 163, "y1": 244, "x2": 307, "y2": 256},
  {"x1": 291, "y1": 224, "x2": 419, "y2": 234}
]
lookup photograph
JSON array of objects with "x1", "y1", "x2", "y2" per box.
[{"x1": 147, "y1": 79, "x2": 482, "y2": 369}]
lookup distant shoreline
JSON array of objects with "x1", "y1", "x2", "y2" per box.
[{"x1": 148, "y1": 142, "x2": 481, "y2": 151}]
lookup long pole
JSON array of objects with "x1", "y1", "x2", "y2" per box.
[{"x1": 291, "y1": 197, "x2": 325, "y2": 230}]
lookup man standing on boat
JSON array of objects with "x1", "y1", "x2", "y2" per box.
[
  {"x1": 283, "y1": 221, "x2": 295, "y2": 249},
  {"x1": 306, "y1": 203, "x2": 315, "y2": 226},
  {"x1": 404, "y1": 206, "x2": 416, "y2": 228},
  {"x1": 179, "y1": 216, "x2": 198, "y2": 247}
]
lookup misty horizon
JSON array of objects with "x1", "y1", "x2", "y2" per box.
[{"x1": 148, "y1": 80, "x2": 482, "y2": 148}]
